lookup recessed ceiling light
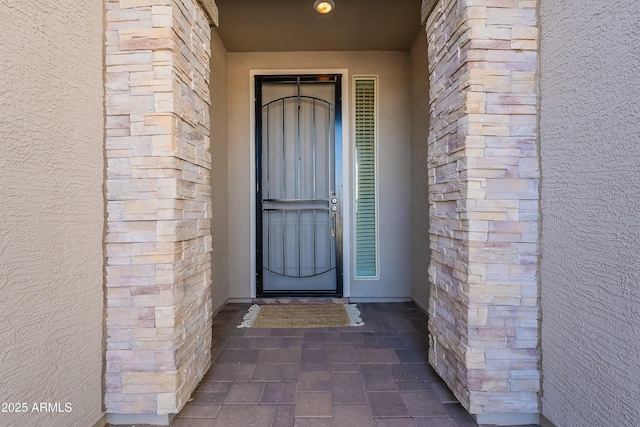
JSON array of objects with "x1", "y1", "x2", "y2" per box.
[{"x1": 314, "y1": 0, "x2": 335, "y2": 14}]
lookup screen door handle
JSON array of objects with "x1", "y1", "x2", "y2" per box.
[{"x1": 330, "y1": 196, "x2": 338, "y2": 236}]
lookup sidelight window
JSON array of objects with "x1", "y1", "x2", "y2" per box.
[{"x1": 354, "y1": 77, "x2": 378, "y2": 278}]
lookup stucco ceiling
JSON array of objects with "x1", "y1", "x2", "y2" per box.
[{"x1": 213, "y1": 0, "x2": 424, "y2": 52}]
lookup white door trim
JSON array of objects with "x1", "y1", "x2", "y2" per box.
[{"x1": 249, "y1": 68, "x2": 351, "y2": 298}]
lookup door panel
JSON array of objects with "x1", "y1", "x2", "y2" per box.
[{"x1": 256, "y1": 75, "x2": 342, "y2": 296}]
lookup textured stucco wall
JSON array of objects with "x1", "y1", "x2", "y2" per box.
[
  {"x1": 0, "y1": 1, "x2": 105, "y2": 426},
  {"x1": 540, "y1": 1, "x2": 640, "y2": 426},
  {"x1": 227, "y1": 51, "x2": 412, "y2": 300},
  {"x1": 409, "y1": 31, "x2": 431, "y2": 312},
  {"x1": 210, "y1": 27, "x2": 230, "y2": 314}
]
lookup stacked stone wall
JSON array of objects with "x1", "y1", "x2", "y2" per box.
[
  {"x1": 105, "y1": 0, "x2": 215, "y2": 416},
  {"x1": 425, "y1": 0, "x2": 540, "y2": 419}
]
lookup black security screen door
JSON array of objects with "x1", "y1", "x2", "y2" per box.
[{"x1": 256, "y1": 75, "x2": 343, "y2": 297}]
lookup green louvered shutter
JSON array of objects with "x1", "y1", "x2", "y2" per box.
[{"x1": 355, "y1": 79, "x2": 377, "y2": 277}]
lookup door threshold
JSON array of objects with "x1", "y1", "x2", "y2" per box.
[{"x1": 253, "y1": 297, "x2": 349, "y2": 305}]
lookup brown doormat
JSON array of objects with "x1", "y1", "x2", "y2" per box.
[{"x1": 237, "y1": 304, "x2": 364, "y2": 328}]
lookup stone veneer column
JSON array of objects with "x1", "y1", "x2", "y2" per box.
[
  {"x1": 104, "y1": 0, "x2": 218, "y2": 422},
  {"x1": 423, "y1": 0, "x2": 540, "y2": 424}
]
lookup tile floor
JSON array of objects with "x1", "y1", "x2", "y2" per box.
[{"x1": 170, "y1": 301, "x2": 481, "y2": 427}]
